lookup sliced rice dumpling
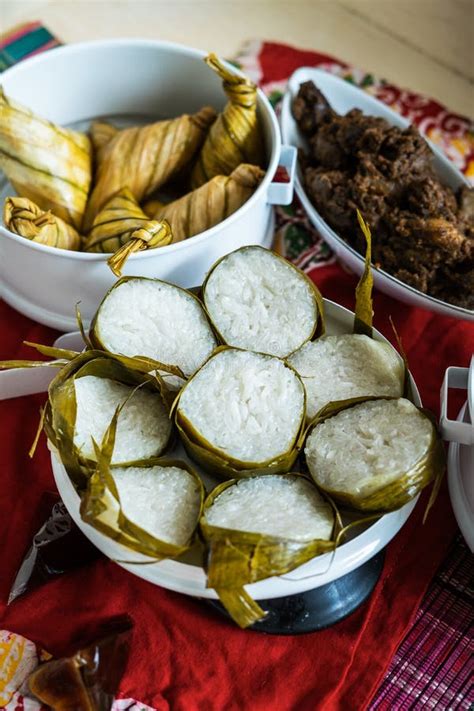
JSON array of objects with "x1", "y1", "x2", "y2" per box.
[
  {"x1": 176, "y1": 348, "x2": 306, "y2": 478},
  {"x1": 83, "y1": 188, "x2": 172, "y2": 277},
  {"x1": 200, "y1": 474, "x2": 336, "y2": 627},
  {"x1": 91, "y1": 276, "x2": 217, "y2": 385},
  {"x1": 73, "y1": 376, "x2": 171, "y2": 463},
  {"x1": 44, "y1": 352, "x2": 172, "y2": 487},
  {"x1": 0, "y1": 88, "x2": 92, "y2": 229},
  {"x1": 305, "y1": 397, "x2": 446, "y2": 512},
  {"x1": 83, "y1": 106, "x2": 216, "y2": 231},
  {"x1": 112, "y1": 463, "x2": 203, "y2": 547},
  {"x1": 203, "y1": 245, "x2": 324, "y2": 358},
  {"x1": 190, "y1": 54, "x2": 264, "y2": 188},
  {"x1": 3, "y1": 196, "x2": 81, "y2": 250},
  {"x1": 288, "y1": 334, "x2": 404, "y2": 420},
  {"x1": 81, "y1": 454, "x2": 205, "y2": 559},
  {"x1": 151, "y1": 163, "x2": 264, "y2": 242}
]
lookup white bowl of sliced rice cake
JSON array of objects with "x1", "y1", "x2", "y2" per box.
[{"x1": 51, "y1": 297, "x2": 420, "y2": 602}]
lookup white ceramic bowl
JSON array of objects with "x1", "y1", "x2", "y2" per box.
[
  {"x1": 0, "y1": 39, "x2": 295, "y2": 332},
  {"x1": 50, "y1": 299, "x2": 419, "y2": 601},
  {"x1": 281, "y1": 67, "x2": 473, "y2": 322}
]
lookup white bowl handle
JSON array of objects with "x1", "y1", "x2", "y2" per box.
[
  {"x1": 439, "y1": 356, "x2": 474, "y2": 445},
  {"x1": 0, "y1": 331, "x2": 84, "y2": 401},
  {"x1": 266, "y1": 145, "x2": 297, "y2": 206}
]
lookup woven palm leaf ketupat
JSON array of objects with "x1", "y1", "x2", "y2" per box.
[
  {"x1": 190, "y1": 54, "x2": 264, "y2": 188},
  {"x1": 152, "y1": 163, "x2": 265, "y2": 242},
  {"x1": 3, "y1": 196, "x2": 81, "y2": 250},
  {"x1": 82, "y1": 106, "x2": 217, "y2": 231},
  {"x1": 0, "y1": 88, "x2": 92, "y2": 229},
  {"x1": 83, "y1": 188, "x2": 172, "y2": 277}
]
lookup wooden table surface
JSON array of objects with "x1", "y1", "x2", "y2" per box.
[{"x1": 2, "y1": 0, "x2": 473, "y2": 116}]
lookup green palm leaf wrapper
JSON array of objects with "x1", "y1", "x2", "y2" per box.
[
  {"x1": 89, "y1": 119, "x2": 119, "y2": 164},
  {"x1": 79, "y1": 404, "x2": 204, "y2": 560},
  {"x1": 42, "y1": 351, "x2": 174, "y2": 489},
  {"x1": 82, "y1": 188, "x2": 172, "y2": 277},
  {"x1": 287, "y1": 213, "x2": 405, "y2": 421},
  {"x1": 3, "y1": 196, "x2": 82, "y2": 250},
  {"x1": 149, "y1": 163, "x2": 265, "y2": 242},
  {"x1": 202, "y1": 245, "x2": 325, "y2": 357},
  {"x1": 190, "y1": 54, "x2": 264, "y2": 188},
  {"x1": 0, "y1": 88, "x2": 92, "y2": 229},
  {"x1": 304, "y1": 396, "x2": 446, "y2": 513},
  {"x1": 200, "y1": 474, "x2": 339, "y2": 628},
  {"x1": 83, "y1": 106, "x2": 216, "y2": 231},
  {"x1": 89, "y1": 276, "x2": 217, "y2": 389},
  {"x1": 174, "y1": 347, "x2": 307, "y2": 479}
]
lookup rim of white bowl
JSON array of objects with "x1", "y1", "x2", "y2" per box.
[{"x1": 0, "y1": 38, "x2": 281, "y2": 261}]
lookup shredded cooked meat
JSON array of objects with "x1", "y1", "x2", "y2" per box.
[{"x1": 293, "y1": 80, "x2": 474, "y2": 310}]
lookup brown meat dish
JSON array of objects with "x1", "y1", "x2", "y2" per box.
[{"x1": 293, "y1": 81, "x2": 474, "y2": 310}]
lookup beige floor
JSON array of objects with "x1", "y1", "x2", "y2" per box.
[{"x1": 1, "y1": 0, "x2": 473, "y2": 116}]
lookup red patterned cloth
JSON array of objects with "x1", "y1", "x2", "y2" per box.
[{"x1": 1, "y1": 29, "x2": 473, "y2": 711}]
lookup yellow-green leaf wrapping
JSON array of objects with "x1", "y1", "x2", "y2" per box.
[
  {"x1": 151, "y1": 164, "x2": 265, "y2": 242},
  {"x1": 0, "y1": 88, "x2": 92, "y2": 229},
  {"x1": 200, "y1": 476, "x2": 338, "y2": 628},
  {"x1": 82, "y1": 188, "x2": 172, "y2": 275},
  {"x1": 80, "y1": 406, "x2": 204, "y2": 560},
  {"x1": 89, "y1": 120, "x2": 119, "y2": 165},
  {"x1": 3, "y1": 196, "x2": 82, "y2": 250},
  {"x1": 191, "y1": 54, "x2": 264, "y2": 188},
  {"x1": 354, "y1": 211, "x2": 374, "y2": 337},
  {"x1": 44, "y1": 351, "x2": 174, "y2": 489},
  {"x1": 306, "y1": 397, "x2": 446, "y2": 513},
  {"x1": 83, "y1": 107, "x2": 216, "y2": 231}
]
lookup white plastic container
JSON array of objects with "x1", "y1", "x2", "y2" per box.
[
  {"x1": 280, "y1": 67, "x2": 474, "y2": 322},
  {"x1": 0, "y1": 40, "x2": 296, "y2": 331},
  {"x1": 440, "y1": 357, "x2": 474, "y2": 551}
]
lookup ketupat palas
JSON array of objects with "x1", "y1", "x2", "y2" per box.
[
  {"x1": 89, "y1": 119, "x2": 119, "y2": 165},
  {"x1": 83, "y1": 188, "x2": 172, "y2": 276},
  {"x1": 151, "y1": 163, "x2": 265, "y2": 242},
  {"x1": 3, "y1": 196, "x2": 81, "y2": 250},
  {"x1": 0, "y1": 88, "x2": 92, "y2": 229},
  {"x1": 82, "y1": 106, "x2": 217, "y2": 231},
  {"x1": 190, "y1": 54, "x2": 264, "y2": 188}
]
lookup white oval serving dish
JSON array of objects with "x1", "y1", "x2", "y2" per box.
[
  {"x1": 50, "y1": 299, "x2": 419, "y2": 601},
  {"x1": 0, "y1": 39, "x2": 295, "y2": 332},
  {"x1": 280, "y1": 67, "x2": 473, "y2": 323}
]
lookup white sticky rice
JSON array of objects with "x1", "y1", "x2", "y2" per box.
[
  {"x1": 95, "y1": 279, "x2": 216, "y2": 376},
  {"x1": 288, "y1": 334, "x2": 404, "y2": 419},
  {"x1": 112, "y1": 464, "x2": 201, "y2": 546},
  {"x1": 305, "y1": 398, "x2": 433, "y2": 497},
  {"x1": 203, "y1": 247, "x2": 318, "y2": 357},
  {"x1": 204, "y1": 475, "x2": 333, "y2": 541},
  {"x1": 74, "y1": 375, "x2": 171, "y2": 463},
  {"x1": 178, "y1": 349, "x2": 305, "y2": 463}
]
